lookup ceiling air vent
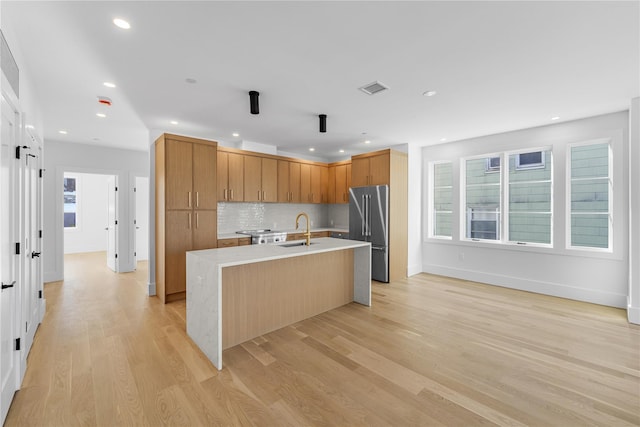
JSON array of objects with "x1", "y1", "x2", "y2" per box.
[{"x1": 358, "y1": 81, "x2": 389, "y2": 95}]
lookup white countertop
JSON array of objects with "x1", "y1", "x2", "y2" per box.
[
  {"x1": 189, "y1": 237, "x2": 368, "y2": 268},
  {"x1": 217, "y1": 228, "x2": 349, "y2": 240}
]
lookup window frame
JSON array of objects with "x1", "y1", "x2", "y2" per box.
[
  {"x1": 515, "y1": 151, "x2": 545, "y2": 170},
  {"x1": 504, "y1": 147, "x2": 553, "y2": 248},
  {"x1": 566, "y1": 138, "x2": 613, "y2": 252},
  {"x1": 461, "y1": 152, "x2": 503, "y2": 243},
  {"x1": 428, "y1": 160, "x2": 453, "y2": 240},
  {"x1": 63, "y1": 173, "x2": 80, "y2": 231}
]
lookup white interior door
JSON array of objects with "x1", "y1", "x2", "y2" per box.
[
  {"x1": 1, "y1": 95, "x2": 19, "y2": 424},
  {"x1": 21, "y1": 142, "x2": 40, "y2": 368},
  {"x1": 106, "y1": 176, "x2": 117, "y2": 272},
  {"x1": 135, "y1": 177, "x2": 149, "y2": 262}
]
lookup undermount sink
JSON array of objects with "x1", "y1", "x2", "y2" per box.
[{"x1": 279, "y1": 242, "x2": 315, "y2": 248}]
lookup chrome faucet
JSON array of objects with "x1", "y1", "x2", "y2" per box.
[{"x1": 295, "y1": 212, "x2": 311, "y2": 246}]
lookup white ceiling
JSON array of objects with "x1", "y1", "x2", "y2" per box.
[{"x1": 3, "y1": 1, "x2": 639, "y2": 161}]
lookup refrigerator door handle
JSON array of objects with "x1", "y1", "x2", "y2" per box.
[
  {"x1": 361, "y1": 194, "x2": 366, "y2": 236},
  {"x1": 367, "y1": 195, "x2": 372, "y2": 236}
]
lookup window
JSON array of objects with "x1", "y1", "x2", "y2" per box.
[
  {"x1": 516, "y1": 151, "x2": 545, "y2": 170},
  {"x1": 64, "y1": 175, "x2": 77, "y2": 228},
  {"x1": 508, "y1": 150, "x2": 552, "y2": 244},
  {"x1": 569, "y1": 141, "x2": 611, "y2": 249},
  {"x1": 464, "y1": 155, "x2": 501, "y2": 240},
  {"x1": 431, "y1": 162, "x2": 452, "y2": 238},
  {"x1": 486, "y1": 156, "x2": 500, "y2": 172}
]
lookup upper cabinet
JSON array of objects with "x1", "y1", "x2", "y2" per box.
[
  {"x1": 277, "y1": 160, "x2": 301, "y2": 203},
  {"x1": 217, "y1": 150, "x2": 244, "y2": 201},
  {"x1": 244, "y1": 155, "x2": 277, "y2": 202},
  {"x1": 351, "y1": 151, "x2": 390, "y2": 187},
  {"x1": 328, "y1": 161, "x2": 351, "y2": 204},
  {"x1": 165, "y1": 137, "x2": 217, "y2": 210},
  {"x1": 300, "y1": 164, "x2": 326, "y2": 204}
]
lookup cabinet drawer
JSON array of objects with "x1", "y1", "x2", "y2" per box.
[{"x1": 217, "y1": 238, "x2": 238, "y2": 248}]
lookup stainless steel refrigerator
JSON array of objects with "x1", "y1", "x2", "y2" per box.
[{"x1": 349, "y1": 185, "x2": 389, "y2": 282}]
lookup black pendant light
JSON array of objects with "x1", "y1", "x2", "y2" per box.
[
  {"x1": 249, "y1": 91, "x2": 260, "y2": 114},
  {"x1": 319, "y1": 114, "x2": 327, "y2": 133}
]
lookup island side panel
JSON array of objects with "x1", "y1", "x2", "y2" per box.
[
  {"x1": 221, "y1": 249, "x2": 354, "y2": 350},
  {"x1": 186, "y1": 253, "x2": 222, "y2": 369},
  {"x1": 353, "y1": 245, "x2": 372, "y2": 306}
]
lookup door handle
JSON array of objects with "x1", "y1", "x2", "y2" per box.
[
  {"x1": 31, "y1": 251, "x2": 41, "y2": 258},
  {"x1": 1, "y1": 281, "x2": 16, "y2": 290}
]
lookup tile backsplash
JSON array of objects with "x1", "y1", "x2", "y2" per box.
[{"x1": 218, "y1": 203, "x2": 349, "y2": 233}]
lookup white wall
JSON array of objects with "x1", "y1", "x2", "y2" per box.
[
  {"x1": 407, "y1": 144, "x2": 423, "y2": 276},
  {"x1": 43, "y1": 140, "x2": 148, "y2": 282},
  {"x1": 422, "y1": 111, "x2": 629, "y2": 308},
  {"x1": 63, "y1": 172, "x2": 109, "y2": 254},
  {"x1": 628, "y1": 98, "x2": 640, "y2": 323}
]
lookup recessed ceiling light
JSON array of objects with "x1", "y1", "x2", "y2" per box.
[
  {"x1": 103, "y1": 82, "x2": 116, "y2": 88},
  {"x1": 92, "y1": 137, "x2": 100, "y2": 141},
  {"x1": 551, "y1": 116, "x2": 560, "y2": 121},
  {"x1": 232, "y1": 132, "x2": 239, "y2": 137},
  {"x1": 58, "y1": 130, "x2": 68, "y2": 135},
  {"x1": 113, "y1": 18, "x2": 131, "y2": 29},
  {"x1": 339, "y1": 149, "x2": 345, "y2": 153},
  {"x1": 440, "y1": 138, "x2": 447, "y2": 142},
  {"x1": 185, "y1": 78, "x2": 197, "y2": 84},
  {"x1": 96, "y1": 113, "x2": 106, "y2": 118},
  {"x1": 309, "y1": 148, "x2": 315, "y2": 152},
  {"x1": 423, "y1": 90, "x2": 437, "y2": 97},
  {"x1": 25, "y1": 124, "x2": 35, "y2": 130},
  {"x1": 364, "y1": 140, "x2": 371, "y2": 144},
  {"x1": 170, "y1": 120, "x2": 179, "y2": 125}
]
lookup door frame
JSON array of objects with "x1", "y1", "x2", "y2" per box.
[
  {"x1": 56, "y1": 167, "x2": 121, "y2": 278},
  {"x1": 129, "y1": 173, "x2": 150, "y2": 268}
]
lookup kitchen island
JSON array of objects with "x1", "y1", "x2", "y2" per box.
[{"x1": 186, "y1": 237, "x2": 371, "y2": 370}]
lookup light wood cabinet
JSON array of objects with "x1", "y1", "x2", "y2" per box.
[
  {"x1": 217, "y1": 237, "x2": 251, "y2": 248},
  {"x1": 300, "y1": 164, "x2": 325, "y2": 203},
  {"x1": 244, "y1": 155, "x2": 277, "y2": 202},
  {"x1": 351, "y1": 151, "x2": 390, "y2": 187},
  {"x1": 217, "y1": 151, "x2": 244, "y2": 201},
  {"x1": 277, "y1": 160, "x2": 301, "y2": 203},
  {"x1": 155, "y1": 134, "x2": 218, "y2": 303},
  {"x1": 329, "y1": 161, "x2": 351, "y2": 204}
]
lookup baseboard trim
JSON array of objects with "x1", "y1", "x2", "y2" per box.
[
  {"x1": 407, "y1": 264, "x2": 422, "y2": 277},
  {"x1": 422, "y1": 263, "x2": 627, "y2": 308},
  {"x1": 148, "y1": 282, "x2": 156, "y2": 296},
  {"x1": 44, "y1": 271, "x2": 62, "y2": 283}
]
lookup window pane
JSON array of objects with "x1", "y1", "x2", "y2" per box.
[
  {"x1": 432, "y1": 162, "x2": 452, "y2": 237},
  {"x1": 571, "y1": 213, "x2": 609, "y2": 248},
  {"x1": 507, "y1": 150, "x2": 552, "y2": 244},
  {"x1": 465, "y1": 157, "x2": 501, "y2": 240},
  {"x1": 569, "y1": 142, "x2": 610, "y2": 249},
  {"x1": 64, "y1": 176, "x2": 77, "y2": 228},
  {"x1": 509, "y1": 213, "x2": 551, "y2": 244}
]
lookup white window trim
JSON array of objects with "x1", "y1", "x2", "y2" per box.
[
  {"x1": 428, "y1": 160, "x2": 453, "y2": 240},
  {"x1": 63, "y1": 173, "x2": 80, "y2": 231},
  {"x1": 565, "y1": 138, "x2": 613, "y2": 252}
]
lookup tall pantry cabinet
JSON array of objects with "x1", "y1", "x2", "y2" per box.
[{"x1": 155, "y1": 134, "x2": 218, "y2": 303}]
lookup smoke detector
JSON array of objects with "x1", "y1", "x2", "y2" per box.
[
  {"x1": 97, "y1": 96, "x2": 112, "y2": 106},
  {"x1": 358, "y1": 81, "x2": 389, "y2": 95}
]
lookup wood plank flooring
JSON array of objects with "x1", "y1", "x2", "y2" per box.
[{"x1": 5, "y1": 251, "x2": 640, "y2": 426}]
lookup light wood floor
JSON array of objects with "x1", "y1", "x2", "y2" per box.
[{"x1": 5, "y1": 251, "x2": 640, "y2": 426}]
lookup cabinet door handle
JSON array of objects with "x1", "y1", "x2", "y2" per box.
[
  {"x1": 224, "y1": 189, "x2": 228, "y2": 200},
  {"x1": 196, "y1": 192, "x2": 199, "y2": 207},
  {"x1": 196, "y1": 212, "x2": 199, "y2": 229},
  {"x1": 188, "y1": 213, "x2": 192, "y2": 229},
  {"x1": 230, "y1": 189, "x2": 234, "y2": 200},
  {"x1": 188, "y1": 191, "x2": 192, "y2": 207},
  {"x1": 258, "y1": 190, "x2": 261, "y2": 200},
  {"x1": 262, "y1": 191, "x2": 265, "y2": 200}
]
